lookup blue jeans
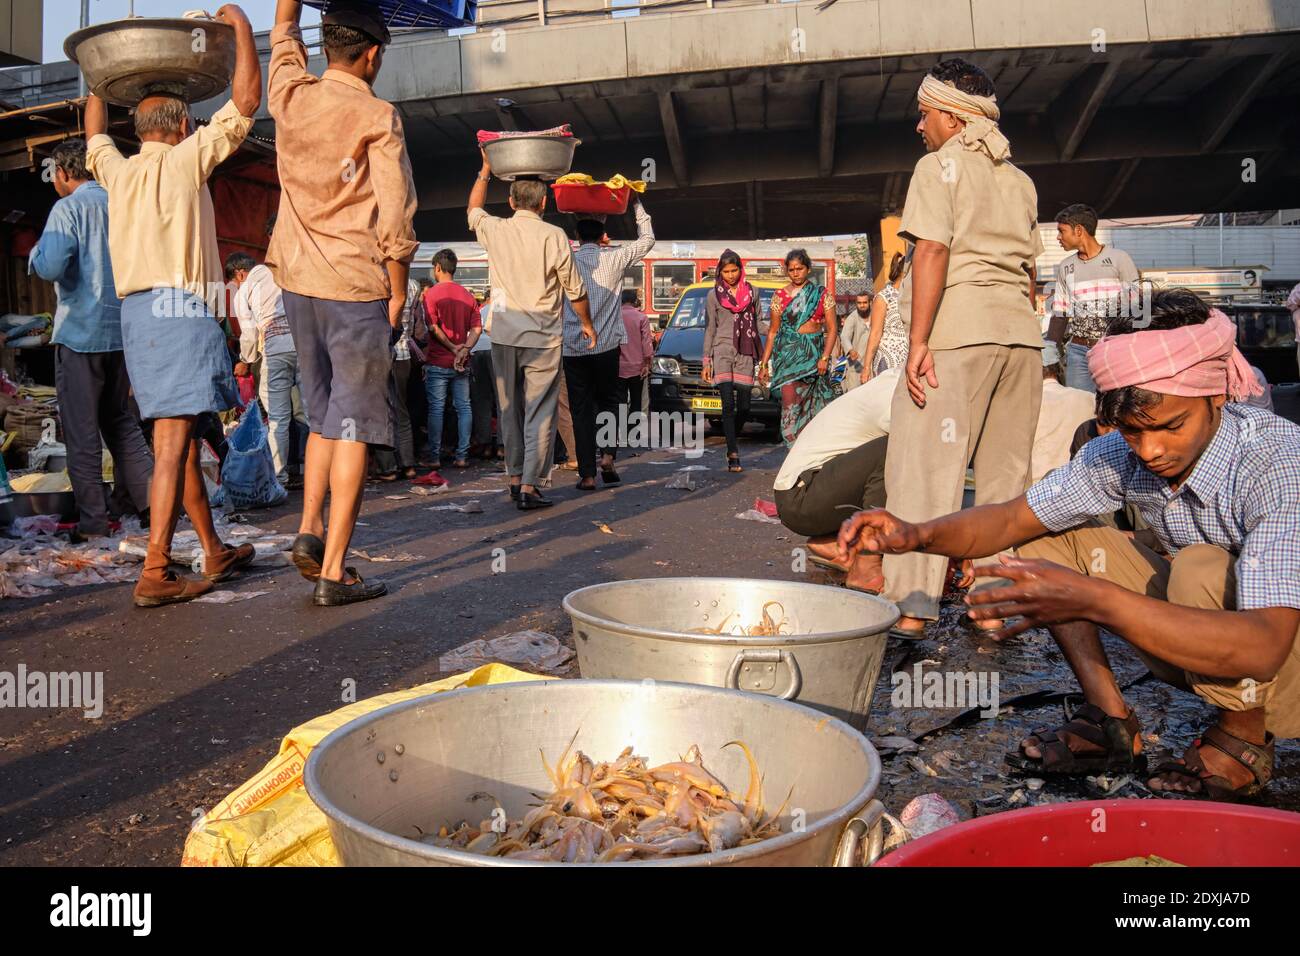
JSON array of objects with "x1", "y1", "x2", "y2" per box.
[
  {"x1": 1064, "y1": 340, "x2": 1097, "y2": 392},
  {"x1": 259, "y1": 348, "x2": 308, "y2": 483},
  {"x1": 424, "y1": 365, "x2": 471, "y2": 461}
]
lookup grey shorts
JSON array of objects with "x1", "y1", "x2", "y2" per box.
[{"x1": 283, "y1": 290, "x2": 396, "y2": 446}]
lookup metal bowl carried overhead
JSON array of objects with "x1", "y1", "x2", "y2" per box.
[
  {"x1": 483, "y1": 135, "x2": 581, "y2": 181},
  {"x1": 64, "y1": 17, "x2": 237, "y2": 107}
]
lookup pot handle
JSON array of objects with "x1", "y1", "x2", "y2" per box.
[
  {"x1": 724, "y1": 648, "x2": 803, "y2": 701},
  {"x1": 833, "y1": 800, "x2": 891, "y2": 867}
]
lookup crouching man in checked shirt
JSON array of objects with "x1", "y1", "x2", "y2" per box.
[{"x1": 838, "y1": 289, "x2": 1300, "y2": 800}]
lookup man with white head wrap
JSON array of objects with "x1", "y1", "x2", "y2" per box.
[{"x1": 880, "y1": 59, "x2": 1045, "y2": 637}]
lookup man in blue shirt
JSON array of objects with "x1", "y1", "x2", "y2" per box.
[
  {"x1": 837, "y1": 289, "x2": 1300, "y2": 800},
  {"x1": 29, "y1": 139, "x2": 152, "y2": 538}
]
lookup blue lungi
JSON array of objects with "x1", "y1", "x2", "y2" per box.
[{"x1": 121, "y1": 289, "x2": 238, "y2": 420}]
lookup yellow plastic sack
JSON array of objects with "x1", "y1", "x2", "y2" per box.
[
  {"x1": 554, "y1": 172, "x2": 647, "y2": 193},
  {"x1": 181, "y1": 663, "x2": 548, "y2": 866}
]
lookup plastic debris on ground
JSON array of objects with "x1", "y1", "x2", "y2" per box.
[
  {"x1": 437, "y1": 630, "x2": 576, "y2": 675},
  {"x1": 191, "y1": 589, "x2": 272, "y2": 605},
  {"x1": 665, "y1": 472, "x2": 697, "y2": 491},
  {"x1": 897, "y1": 793, "x2": 961, "y2": 840},
  {"x1": 349, "y1": 550, "x2": 421, "y2": 562},
  {"x1": 120, "y1": 521, "x2": 295, "y2": 568},
  {"x1": 735, "y1": 508, "x2": 782, "y2": 524},
  {"x1": 1, "y1": 524, "x2": 139, "y2": 599},
  {"x1": 426, "y1": 500, "x2": 482, "y2": 514},
  {"x1": 752, "y1": 497, "x2": 779, "y2": 518}
]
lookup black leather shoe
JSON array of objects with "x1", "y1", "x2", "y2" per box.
[
  {"x1": 517, "y1": 490, "x2": 553, "y2": 510},
  {"x1": 313, "y1": 568, "x2": 387, "y2": 606},
  {"x1": 291, "y1": 533, "x2": 325, "y2": 581},
  {"x1": 509, "y1": 484, "x2": 521, "y2": 501}
]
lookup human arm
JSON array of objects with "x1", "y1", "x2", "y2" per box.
[
  {"x1": 905, "y1": 240, "x2": 948, "y2": 406},
  {"x1": 861, "y1": 294, "x2": 885, "y2": 372},
  {"x1": 640, "y1": 314, "x2": 653, "y2": 375},
  {"x1": 607, "y1": 200, "x2": 655, "y2": 271},
  {"x1": 817, "y1": 290, "x2": 838, "y2": 376},
  {"x1": 965, "y1": 559, "x2": 1300, "y2": 681},
  {"x1": 28, "y1": 203, "x2": 77, "y2": 284},
  {"x1": 468, "y1": 149, "x2": 492, "y2": 215},
  {"x1": 701, "y1": 292, "x2": 717, "y2": 383},
  {"x1": 757, "y1": 295, "x2": 782, "y2": 385},
  {"x1": 84, "y1": 93, "x2": 108, "y2": 140},
  {"x1": 369, "y1": 111, "x2": 420, "y2": 286},
  {"x1": 214, "y1": 5, "x2": 262, "y2": 118},
  {"x1": 385, "y1": 260, "x2": 410, "y2": 332},
  {"x1": 275, "y1": 0, "x2": 302, "y2": 26}
]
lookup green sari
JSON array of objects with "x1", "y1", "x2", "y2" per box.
[{"x1": 771, "y1": 283, "x2": 835, "y2": 446}]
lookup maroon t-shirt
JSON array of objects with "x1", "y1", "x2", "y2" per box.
[{"x1": 423, "y1": 281, "x2": 482, "y2": 368}]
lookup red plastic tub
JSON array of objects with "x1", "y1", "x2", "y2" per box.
[
  {"x1": 551, "y1": 182, "x2": 632, "y2": 215},
  {"x1": 875, "y1": 800, "x2": 1300, "y2": 867}
]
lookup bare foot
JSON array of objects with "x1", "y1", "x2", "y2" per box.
[{"x1": 846, "y1": 553, "x2": 885, "y2": 593}]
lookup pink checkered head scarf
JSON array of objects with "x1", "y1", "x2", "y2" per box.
[{"x1": 1088, "y1": 308, "x2": 1263, "y2": 402}]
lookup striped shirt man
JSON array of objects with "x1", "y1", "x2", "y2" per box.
[{"x1": 561, "y1": 202, "x2": 655, "y2": 357}]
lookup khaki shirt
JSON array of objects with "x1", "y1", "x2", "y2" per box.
[
  {"x1": 265, "y1": 23, "x2": 419, "y2": 302},
  {"x1": 469, "y1": 207, "x2": 586, "y2": 349},
  {"x1": 898, "y1": 135, "x2": 1043, "y2": 350},
  {"x1": 86, "y1": 99, "x2": 252, "y2": 314}
]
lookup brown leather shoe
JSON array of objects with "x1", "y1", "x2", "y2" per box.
[
  {"x1": 134, "y1": 568, "x2": 213, "y2": 608},
  {"x1": 203, "y1": 542, "x2": 256, "y2": 582}
]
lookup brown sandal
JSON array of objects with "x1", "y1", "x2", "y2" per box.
[
  {"x1": 1006, "y1": 698, "x2": 1146, "y2": 775},
  {"x1": 1149, "y1": 726, "x2": 1274, "y2": 800}
]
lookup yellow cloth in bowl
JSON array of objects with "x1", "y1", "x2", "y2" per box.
[{"x1": 554, "y1": 173, "x2": 647, "y2": 192}]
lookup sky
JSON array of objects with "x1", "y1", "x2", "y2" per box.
[{"x1": 43, "y1": 0, "x2": 321, "y2": 63}]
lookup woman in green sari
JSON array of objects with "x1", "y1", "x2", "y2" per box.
[{"x1": 758, "y1": 249, "x2": 839, "y2": 445}]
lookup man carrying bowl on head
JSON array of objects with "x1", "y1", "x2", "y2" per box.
[
  {"x1": 266, "y1": 0, "x2": 420, "y2": 606},
  {"x1": 84, "y1": 4, "x2": 262, "y2": 608}
]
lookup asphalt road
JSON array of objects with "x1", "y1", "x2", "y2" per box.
[{"x1": 3, "y1": 423, "x2": 1297, "y2": 866}]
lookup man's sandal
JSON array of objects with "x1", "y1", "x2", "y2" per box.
[
  {"x1": 1149, "y1": 727, "x2": 1274, "y2": 801},
  {"x1": 727, "y1": 454, "x2": 743, "y2": 473},
  {"x1": 1005, "y1": 698, "x2": 1147, "y2": 775}
]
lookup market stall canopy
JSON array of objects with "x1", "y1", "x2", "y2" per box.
[{"x1": 302, "y1": 0, "x2": 478, "y2": 31}]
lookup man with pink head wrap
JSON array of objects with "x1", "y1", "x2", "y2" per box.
[{"x1": 838, "y1": 288, "x2": 1300, "y2": 800}]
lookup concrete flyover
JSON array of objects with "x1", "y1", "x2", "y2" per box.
[{"x1": 313, "y1": 0, "x2": 1300, "y2": 246}]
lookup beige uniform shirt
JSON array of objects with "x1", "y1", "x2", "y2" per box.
[
  {"x1": 86, "y1": 99, "x2": 253, "y2": 315},
  {"x1": 898, "y1": 135, "x2": 1043, "y2": 351},
  {"x1": 468, "y1": 206, "x2": 586, "y2": 349},
  {"x1": 265, "y1": 23, "x2": 419, "y2": 302}
]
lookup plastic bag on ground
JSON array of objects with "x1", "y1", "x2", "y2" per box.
[
  {"x1": 220, "y1": 399, "x2": 287, "y2": 510},
  {"x1": 438, "y1": 630, "x2": 575, "y2": 675},
  {"x1": 180, "y1": 663, "x2": 546, "y2": 867}
]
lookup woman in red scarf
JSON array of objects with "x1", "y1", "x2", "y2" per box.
[{"x1": 702, "y1": 250, "x2": 762, "y2": 472}]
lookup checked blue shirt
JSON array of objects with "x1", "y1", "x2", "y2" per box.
[{"x1": 1025, "y1": 403, "x2": 1300, "y2": 612}]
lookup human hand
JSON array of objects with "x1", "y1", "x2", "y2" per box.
[
  {"x1": 836, "y1": 508, "x2": 923, "y2": 562},
  {"x1": 964, "y1": 557, "x2": 1104, "y2": 641},
  {"x1": 479, "y1": 147, "x2": 492, "y2": 175},
  {"x1": 701, "y1": 361, "x2": 712, "y2": 385},
  {"x1": 847, "y1": 350, "x2": 859, "y2": 362},
  {"x1": 905, "y1": 342, "x2": 938, "y2": 408},
  {"x1": 816, "y1": 356, "x2": 829, "y2": 375},
  {"x1": 213, "y1": 4, "x2": 251, "y2": 29},
  {"x1": 233, "y1": 361, "x2": 249, "y2": 377},
  {"x1": 388, "y1": 294, "x2": 406, "y2": 332},
  {"x1": 581, "y1": 319, "x2": 596, "y2": 349}
]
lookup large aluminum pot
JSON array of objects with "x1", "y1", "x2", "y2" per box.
[
  {"x1": 305, "y1": 679, "x2": 886, "y2": 866},
  {"x1": 565, "y1": 578, "x2": 898, "y2": 732},
  {"x1": 65, "y1": 17, "x2": 236, "y2": 106},
  {"x1": 483, "y1": 135, "x2": 580, "y2": 181}
]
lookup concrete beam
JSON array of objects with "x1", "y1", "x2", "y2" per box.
[
  {"x1": 1098, "y1": 157, "x2": 1140, "y2": 213},
  {"x1": 1199, "y1": 51, "x2": 1288, "y2": 153},
  {"x1": 658, "y1": 91, "x2": 690, "y2": 187},
  {"x1": 1052, "y1": 59, "x2": 1122, "y2": 162},
  {"x1": 1216, "y1": 151, "x2": 1285, "y2": 210},
  {"x1": 818, "y1": 78, "x2": 838, "y2": 178}
]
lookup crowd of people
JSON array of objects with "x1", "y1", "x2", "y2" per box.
[{"x1": 16, "y1": 1, "x2": 1300, "y2": 799}]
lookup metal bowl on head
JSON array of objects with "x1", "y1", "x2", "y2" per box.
[
  {"x1": 564, "y1": 577, "x2": 898, "y2": 732},
  {"x1": 305, "y1": 678, "x2": 886, "y2": 866},
  {"x1": 483, "y1": 135, "x2": 581, "y2": 181},
  {"x1": 64, "y1": 17, "x2": 236, "y2": 107}
]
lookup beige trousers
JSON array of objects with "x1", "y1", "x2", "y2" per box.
[
  {"x1": 1019, "y1": 523, "x2": 1300, "y2": 738},
  {"x1": 883, "y1": 343, "x2": 1042, "y2": 619}
]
